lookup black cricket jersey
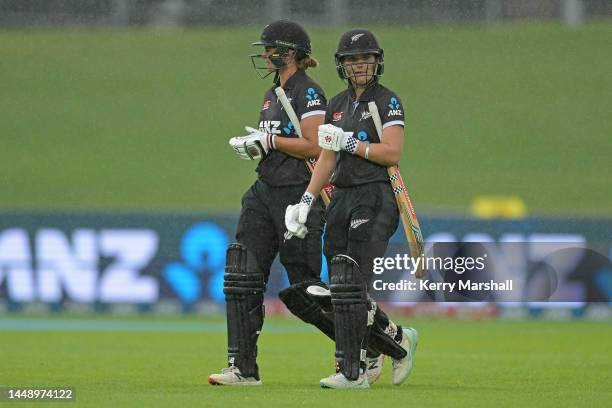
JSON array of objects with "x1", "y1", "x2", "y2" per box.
[
  {"x1": 256, "y1": 70, "x2": 327, "y2": 186},
  {"x1": 325, "y1": 82, "x2": 405, "y2": 188}
]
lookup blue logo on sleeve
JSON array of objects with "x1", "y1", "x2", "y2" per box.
[
  {"x1": 388, "y1": 96, "x2": 401, "y2": 109},
  {"x1": 387, "y1": 96, "x2": 403, "y2": 117},
  {"x1": 357, "y1": 130, "x2": 369, "y2": 141},
  {"x1": 305, "y1": 87, "x2": 319, "y2": 100}
]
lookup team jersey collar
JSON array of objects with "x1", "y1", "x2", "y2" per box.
[
  {"x1": 274, "y1": 69, "x2": 306, "y2": 91},
  {"x1": 349, "y1": 80, "x2": 379, "y2": 103}
]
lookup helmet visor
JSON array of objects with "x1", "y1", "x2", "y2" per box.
[
  {"x1": 249, "y1": 47, "x2": 292, "y2": 79},
  {"x1": 337, "y1": 54, "x2": 382, "y2": 87}
]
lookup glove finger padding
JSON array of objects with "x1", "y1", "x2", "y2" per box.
[
  {"x1": 285, "y1": 205, "x2": 298, "y2": 230},
  {"x1": 229, "y1": 137, "x2": 252, "y2": 160},
  {"x1": 294, "y1": 224, "x2": 308, "y2": 239},
  {"x1": 298, "y1": 203, "x2": 310, "y2": 224},
  {"x1": 285, "y1": 205, "x2": 307, "y2": 238},
  {"x1": 229, "y1": 134, "x2": 266, "y2": 160}
]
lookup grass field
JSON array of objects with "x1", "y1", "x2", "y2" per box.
[
  {"x1": 1, "y1": 315, "x2": 611, "y2": 407},
  {"x1": 1, "y1": 22, "x2": 611, "y2": 215}
]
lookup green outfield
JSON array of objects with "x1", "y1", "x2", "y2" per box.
[
  {"x1": 0, "y1": 316, "x2": 610, "y2": 407},
  {"x1": 1, "y1": 22, "x2": 611, "y2": 215}
]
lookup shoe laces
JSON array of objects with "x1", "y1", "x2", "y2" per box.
[{"x1": 221, "y1": 366, "x2": 241, "y2": 374}]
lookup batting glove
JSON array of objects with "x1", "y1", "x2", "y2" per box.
[
  {"x1": 229, "y1": 126, "x2": 276, "y2": 160},
  {"x1": 284, "y1": 192, "x2": 314, "y2": 240},
  {"x1": 318, "y1": 124, "x2": 358, "y2": 154}
]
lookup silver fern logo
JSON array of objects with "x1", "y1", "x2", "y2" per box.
[
  {"x1": 351, "y1": 33, "x2": 365, "y2": 43},
  {"x1": 350, "y1": 218, "x2": 370, "y2": 229}
]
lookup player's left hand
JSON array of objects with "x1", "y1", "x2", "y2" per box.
[
  {"x1": 229, "y1": 126, "x2": 276, "y2": 160},
  {"x1": 284, "y1": 192, "x2": 314, "y2": 240},
  {"x1": 318, "y1": 124, "x2": 358, "y2": 154}
]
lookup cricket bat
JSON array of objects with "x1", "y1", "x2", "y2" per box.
[
  {"x1": 368, "y1": 101, "x2": 426, "y2": 279},
  {"x1": 274, "y1": 87, "x2": 333, "y2": 206}
]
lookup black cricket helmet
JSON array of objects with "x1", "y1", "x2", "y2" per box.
[
  {"x1": 335, "y1": 29, "x2": 384, "y2": 84},
  {"x1": 250, "y1": 20, "x2": 311, "y2": 80}
]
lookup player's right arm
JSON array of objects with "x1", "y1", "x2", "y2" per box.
[
  {"x1": 305, "y1": 148, "x2": 336, "y2": 198},
  {"x1": 284, "y1": 130, "x2": 336, "y2": 239},
  {"x1": 274, "y1": 114, "x2": 323, "y2": 160},
  {"x1": 352, "y1": 125, "x2": 403, "y2": 166}
]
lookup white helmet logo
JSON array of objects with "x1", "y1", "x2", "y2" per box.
[{"x1": 350, "y1": 33, "x2": 365, "y2": 43}]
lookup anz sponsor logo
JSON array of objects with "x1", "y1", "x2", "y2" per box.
[
  {"x1": 357, "y1": 130, "x2": 369, "y2": 141},
  {"x1": 387, "y1": 96, "x2": 402, "y2": 117},
  {"x1": 0, "y1": 228, "x2": 159, "y2": 303},
  {"x1": 259, "y1": 120, "x2": 282, "y2": 135},
  {"x1": 305, "y1": 87, "x2": 321, "y2": 108},
  {"x1": 163, "y1": 222, "x2": 228, "y2": 304},
  {"x1": 283, "y1": 121, "x2": 295, "y2": 135},
  {"x1": 0, "y1": 223, "x2": 231, "y2": 305}
]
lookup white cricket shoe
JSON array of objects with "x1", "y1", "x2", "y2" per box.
[
  {"x1": 320, "y1": 372, "x2": 369, "y2": 389},
  {"x1": 391, "y1": 327, "x2": 418, "y2": 385},
  {"x1": 365, "y1": 354, "x2": 384, "y2": 385},
  {"x1": 208, "y1": 366, "x2": 262, "y2": 386}
]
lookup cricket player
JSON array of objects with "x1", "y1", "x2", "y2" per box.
[
  {"x1": 207, "y1": 19, "x2": 328, "y2": 386},
  {"x1": 285, "y1": 29, "x2": 418, "y2": 389}
]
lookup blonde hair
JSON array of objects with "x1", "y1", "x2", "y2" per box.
[{"x1": 296, "y1": 55, "x2": 319, "y2": 70}]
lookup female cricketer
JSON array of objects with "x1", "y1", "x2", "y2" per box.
[
  {"x1": 285, "y1": 29, "x2": 418, "y2": 389},
  {"x1": 208, "y1": 19, "x2": 328, "y2": 386}
]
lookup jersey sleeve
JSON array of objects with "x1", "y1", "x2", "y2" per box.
[
  {"x1": 324, "y1": 103, "x2": 334, "y2": 124},
  {"x1": 380, "y1": 93, "x2": 405, "y2": 129},
  {"x1": 294, "y1": 83, "x2": 327, "y2": 121}
]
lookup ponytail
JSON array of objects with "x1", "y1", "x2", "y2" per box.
[{"x1": 296, "y1": 54, "x2": 319, "y2": 70}]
